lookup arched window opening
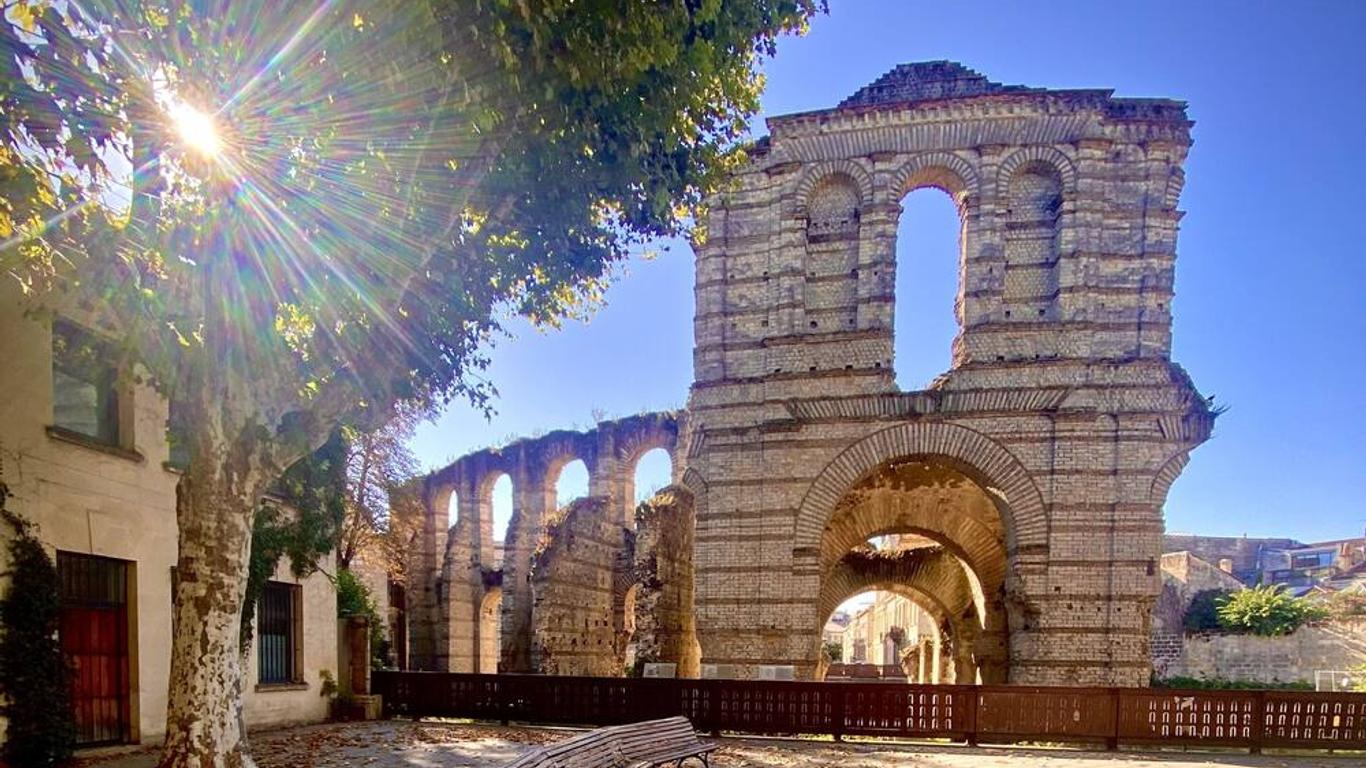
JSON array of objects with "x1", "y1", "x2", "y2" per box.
[
  {"x1": 554, "y1": 459, "x2": 589, "y2": 509},
  {"x1": 490, "y1": 473, "x2": 514, "y2": 545},
  {"x1": 478, "y1": 587, "x2": 502, "y2": 674},
  {"x1": 894, "y1": 187, "x2": 962, "y2": 390},
  {"x1": 445, "y1": 490, "x2": 460, "y2": 534},
  {"x1": 633, "y1": 448, "x2": 672, "y2": 504}
]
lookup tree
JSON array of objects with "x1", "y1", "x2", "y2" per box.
[
  {"x1": 1, "y1": 1, "x2": 823, "y2": 764},
  {"x1": 1216, "y1": 584, "x2": 1328, "y2": 636},
  {"x1": 823, "y1": 641, "x2": 842, "y2": 664},
  {"x1": 335, "y1": 406, "x2": 429, "y2": 574}
]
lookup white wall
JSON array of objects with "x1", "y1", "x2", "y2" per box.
[{"x1": 0, "y1": 287, "x2": 339, "y2": 745}]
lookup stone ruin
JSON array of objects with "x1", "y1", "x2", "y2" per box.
[{"x1": 408, "y1": 62, "x2": 1214, "y2": 685}]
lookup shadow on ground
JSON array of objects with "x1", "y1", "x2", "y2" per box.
[{"x1": 79, "y1": 721, "x2": 1351, "y2": 768}]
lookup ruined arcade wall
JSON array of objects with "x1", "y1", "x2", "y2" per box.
[
  {"x1": 529, "y1": 497, "x2": 629, "y2": 676},
  {"x1": 632, "y1": 487, "x2": 700, "y2": 677},
  {"x1": 411, "y1": 62, "x2": 1214, "y2": 687}
]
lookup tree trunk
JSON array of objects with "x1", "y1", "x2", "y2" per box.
[{"x1": 158, "y1": 454, "x2": 263, "y2": 768}]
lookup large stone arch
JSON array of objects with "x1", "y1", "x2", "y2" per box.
[
  {"x1": 888, "y1": 151, "x2": 980, "y2": 206},
  {"x1": 1150, "y1": 450, "x2": 1190, "y2": 508},
  {"x1": 819, "y1": 488, "x2": 1008, "y2": 600},
  {"x1": 817, "y1": 548, "x2": 976, "y2": 630},
  {"x1": 794, "y1": 421, "x2": 1048, "y2": 559},
  {"x1": 816, "y1": 548, "x2": 1006, "y2": 683}
]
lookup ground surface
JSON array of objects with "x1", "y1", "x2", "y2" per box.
[{"x1": 81, "y1": 721, "x2": 1353, "y2": 768}]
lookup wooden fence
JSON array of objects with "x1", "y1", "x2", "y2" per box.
[{"x1": 372, "y1": 671, "x2": 1366, "y2": 753}]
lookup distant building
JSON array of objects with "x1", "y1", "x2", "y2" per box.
[
  {"x1": 836, "y1": 592, "x2": 945, "y2": 682},
  {"x1": 1163, "y1": 533, "x2": 1366, "y2": 595}
]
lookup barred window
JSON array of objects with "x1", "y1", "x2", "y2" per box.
[{"x1": 258, "y1": 581, "x2": 302, "y2": 685}]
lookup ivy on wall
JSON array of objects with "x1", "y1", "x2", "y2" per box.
[
  {"x1": 0, "y1": 481, "x2": 76, "y2": 765},
  {"x1": 239, "y1": 431, "x2": 347, "y2": 651}
]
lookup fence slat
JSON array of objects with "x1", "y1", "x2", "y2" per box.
[{"x1": 370, "y1": 671, "x2": 1365, "y2": 753}]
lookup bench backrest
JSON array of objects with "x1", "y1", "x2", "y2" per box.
[
  {"x1": 611, "y1": 716, "x2": 700, "y2": 760},
  {"x1": 504, "y1": 717, "x2": 702, "y2": 768}
]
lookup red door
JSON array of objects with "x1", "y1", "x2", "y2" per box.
[{"x1": 57, "y1": 552, "x2": 132, "y2": 746}]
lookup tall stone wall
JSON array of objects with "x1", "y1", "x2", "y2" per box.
[
  {"x1": 414, "y1": 413, "x2": 680, "y2": 673},
  {"x1": 685, "y1": 61, "x2": 1211, "y2": 685},
  {"x1": 529, "y1": 497, "x2": 630, "y2": 676},
  {"x1": 632, "y1": 487, "x2": 700, "y2": 677},
  {"x1": 1160, "y1": 620, "x2": 1366, "y2": 684},
  {"x1": 413, "y1": 62, "x2": 1214, "y2": 687}
]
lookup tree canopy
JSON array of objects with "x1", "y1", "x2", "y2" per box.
[
  {"x1": 3, "y1": 0, "x2": 823, "y2": 448},
  {"x1": 1, "y1": 1, "x2": 823, "y2": 763}
]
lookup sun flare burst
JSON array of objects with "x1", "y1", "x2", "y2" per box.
[{"x1": 169, "y1": 101, "x2": 222, "y2": 158}]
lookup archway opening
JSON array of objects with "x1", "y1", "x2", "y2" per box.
[
  {"x1": 445, "y1": 489, "x2": 460, "y2": 536},
  {"x1": 632, "y1": 447, "x2": 672, "y2": 504},
  {"x1": 554, "y1": 458, "x2": 589, "y2": 509},
  {"x1": 489, "y1": 472, "x2": 514, "y2": 550},
  {"x1": 816, "y1": 455, "x2": 1012, "y2": 684},
  {"x1": 820, "y1": 587, "x2": 949, "y2": 683},
  {"x1": 893, "y1": 187, "x2": 963, "y2": 391},
  {"x1": 478, "y1": 586, "x2": 502, "y2": 673}
]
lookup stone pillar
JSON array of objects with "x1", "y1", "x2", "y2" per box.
[
  {"x1": 444, "y1": 479, "x2": 480, "y2": 673},
  {"x1": 499, "y1": 459, "x2": 544, "y2": 672}
]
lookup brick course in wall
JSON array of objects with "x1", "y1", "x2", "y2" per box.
[
  {"x1": 412, "y1": 62, "x2": 1213, "y2": 687},
  {"x1": 631, "y1": 488, "x2": 700, "y2": 677}
]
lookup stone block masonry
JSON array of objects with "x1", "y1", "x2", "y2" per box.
[
  {"x1": 413, "y1": 62, "x2": 1214, "y2": 686},
  {"x1": 632, "y1": 488, "x2": 700, "y2": 678}
]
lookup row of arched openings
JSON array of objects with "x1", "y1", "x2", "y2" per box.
[
  {"x1": 445, "y1": 447, "x2": 672, "y2": 540},
  {"x1": 803, "y1": 160, "x2": 1066, "y2": 391},
  {"x1": 448, "y1": 448, "x2": 671, "y2": 673}
]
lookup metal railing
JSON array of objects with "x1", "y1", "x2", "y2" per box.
[{"x1": 372, "y1": 671, "x2": 1366, "y2": 753}]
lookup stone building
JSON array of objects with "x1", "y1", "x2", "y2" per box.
[
  {"x1": 413, "y1": 62, "x2": 1213, "y2": 686},
  {"x1": 0, "y1": 290, "x2": 345, "y2": 747},
  {"x1": 837, "y1": 592, "x2": 942, "y2": 681},
  {"x1": 1152, "y1": 551, "x2": 1366, "y2": 684}
]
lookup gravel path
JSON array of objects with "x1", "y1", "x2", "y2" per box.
[{"x1": 80, "y1": 720, "x2": 1356, "y2": 768}]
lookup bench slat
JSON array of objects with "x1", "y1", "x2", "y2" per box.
[{"x1": 502, "y1": 717, "x2": 713, "y2": 768}]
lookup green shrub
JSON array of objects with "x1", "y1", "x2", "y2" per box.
[
  {"x1": 0, "y1": 504, "x2": 75, "y2": 765},
  {"x1": 823, "y1": 641, "x2": 842, "y2": 663},
  {"x1": 1183, "y1": 589, "x2": 1230, "y2": 631},
  {"x1": 1153, "y1": 675, "x2": 1312, "y2": 691},
  {"x1": 336, "y1": 568, "x2": 390, "y2": 670},
  {"x1": 1216, "y1": 584, "x2": 1327, "y2": 636}
]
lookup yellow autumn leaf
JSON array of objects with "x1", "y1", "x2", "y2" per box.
[{"x1": 12, "y1": 2, "x2": 36, "y2": 33}]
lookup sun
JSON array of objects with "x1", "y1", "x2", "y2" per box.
[{"x1": 169, "y1": 102, "x2": 222, "y2": 158}]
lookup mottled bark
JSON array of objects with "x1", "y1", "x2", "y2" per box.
[{"x1": 158, "y1": 435, "x2": 268, "y2": 767}]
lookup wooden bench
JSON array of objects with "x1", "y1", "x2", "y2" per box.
[{"x1": 504, "y1": 716, "x2": 716, "y2": 768}]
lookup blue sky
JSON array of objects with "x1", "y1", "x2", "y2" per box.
[{"x1": 411, "y1": 0, "x2": 1366, "y2": 544}]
